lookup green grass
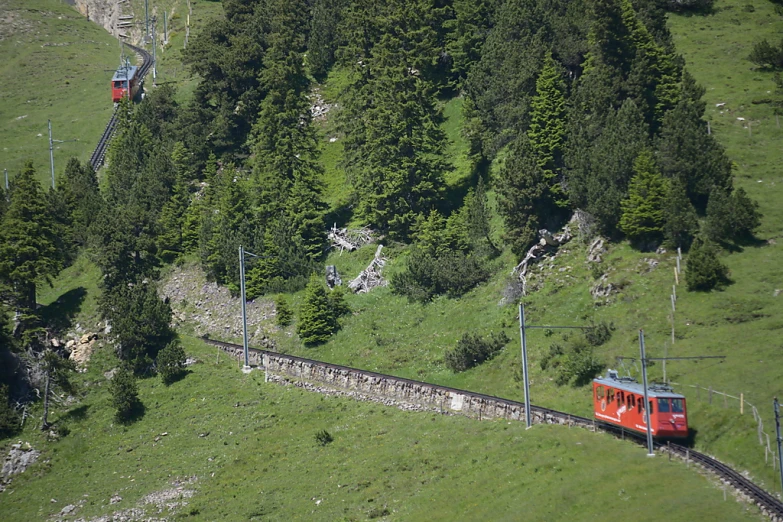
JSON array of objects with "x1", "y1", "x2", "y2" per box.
[
  {"x1": 0, "y1": 0, "x2": 119, "y2": 186},
  {"x1": 0, "y1": 338, "x2": 761, "y2": 521}
]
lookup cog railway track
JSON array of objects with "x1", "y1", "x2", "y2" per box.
[{"x1": 203, "y1": 337, "x2": 783, "y2": 520}]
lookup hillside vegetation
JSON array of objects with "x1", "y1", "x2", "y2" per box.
[{"x1": 1, "y1": 0, "x2": 782, "y2": 519}]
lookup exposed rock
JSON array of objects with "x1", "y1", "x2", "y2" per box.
[
  {"x1": 159, "y1": 263, "x2": 275, "y2": 348},
  {"x1": 1, "y1": 442, "x2": 40, "y2": 491},
  {"x1": 587, "y1": 237, "x2": 606, "y2": 264},
  {"x1": 590, "y1": 274, "x2": 617, "y2": 300},
  {"x1": 326, "y1": 265, "x2": 341, "y2": 289},
  {"x1": 69, "y1": 333, "x2": 98, "y2": 369},
  {"x1": 110, "y1": 495, "x2": 122, "y2": 504},
  {"x1": 104, "y1": 368, "x2": 117, "y2": 380}
]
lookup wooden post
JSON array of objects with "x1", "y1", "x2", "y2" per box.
[
  {"x1": 686, "y1": 449, "x2": 690, "y2": 468},
  {"x1": 707, "y1": 120, "x2": 711, "y2": 135},
  {"x1": 674, "y1": 266, "x2": 679, "y2": 285},
  {"x1": 741, "y1": 393, "x2": 744, "y2": 415}
]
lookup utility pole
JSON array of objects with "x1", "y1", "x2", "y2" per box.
[
  {"x1": 144, "y1": 0, "x2": 149, "y2": 39},
  {"x1": 238, "y1": 246, "x2": 260, "y2": 373},
  {"x1": 639, "y1": 330, "x2": 655, "y2": 457},
  {"x1": 4, "y1": 168, "x2": 8, "y2": 190},
  {"x1": 48, "y1": 120, "x2": 55, "y2": 189},
  {"x1": 151, "y1": 17, "x2": 157, "y2": 81},
  {"x1": 163, "y1": 11, "x2": 168, "y2": 45},
  {"x1": 518, "y1": 304, "x2": 532, "y2": 429},
  {"x1": 775, "y1": 398, "x2": 783, "y2": 495}
]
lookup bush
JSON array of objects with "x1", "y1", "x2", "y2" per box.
[
  {"x1": 445, "y1": 331, "x2": 510, "y2": 373},
  {"x1": 540, "y1": 335, "x2": 604, "y2": 387},
  {"x1": 109, "y1": 365, "x2": 141, "y2": 422},
  {"x1": 685, "y1": 237, "x2": 730, "y2": 291},
  {"x1": 748, "y1": 38, "x2": 783, "y2": 69},
  {"x1": 157, "y1": 340, "x2": 187, "y2": 385},
  {"x1": 391, "y1": 247, "x2": 490, "y2": 303},
  {"x1": 314, "y1": 429, "x2": 333, "y2": 446},
  {"x1": 275, "y1": 294, "x2": 293, "y2": 327},
  {"x1": 584, "y1": 320, "x2": 615, "y2": 346},
  {"x1": 664, "y1": 0, "x2": 715, "y2": 12}
]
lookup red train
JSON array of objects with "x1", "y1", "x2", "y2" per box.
[
  {"x1": 593, "y1": 370, "x2": 688, "y2": 438},
  {"x1": 111, "y1": 58, "x2": 141, "y2": 103}
]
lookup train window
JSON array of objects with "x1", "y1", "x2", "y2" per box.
[
  {"x1": 672, "y1": 399, "x2": 685, "y2": 413},
  {"x1": 607, "y1": 389, "x2": 615, "y2": 403},
  {"x1": 618, "y1": 391, "x2": 624, "y2": 407},
  {"x1": 658, "y1": 398, "x2": 670, "y2": 412},
  {"x1": 629, "y1": 394, "x2": 635, "y2": 408},
  {"x1": 649, "y1": 401, "x2": 653, "y2": 414},
  {"x1": 596, "y1": 385, "x2": 604, "y2": 400},
  {"x1": 114, "y1": 81, "x2": 123, "y2": 88}
]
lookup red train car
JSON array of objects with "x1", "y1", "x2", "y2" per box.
[
  {"x1": 593, "y1": 370, "x2": 688, "y2": 438},
  {"x1": 111, "y1": 60, "x2": 141, "y2": 103}
]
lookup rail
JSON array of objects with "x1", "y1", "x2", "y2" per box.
[
  {"x1": 88, "y1": 43, "x2": 153, "y2": 171},
  {"x1": 203, "y1": 336, "x2": 783, "y2": 521}
]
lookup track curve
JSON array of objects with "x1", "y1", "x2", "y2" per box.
[
  {"x1": 89, "y1": 43, "x2": 153, "y2": 171},
  {"x1": 203, "y1": 336, "x2": 783, "y2": 520}
]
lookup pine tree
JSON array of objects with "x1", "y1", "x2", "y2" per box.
[
  {"x1": 275, "y1": 294, "x2": 293, "y2": 327},
  {"x1": 109, "y1": 364, "x2": 140, "y2": 422},
  {"x1": 60, "y1": 158, "x2": 101, "y2": 248},
  {"x1": 297, "y1": 275, "x2": 335, "y2": 345},
  {"x1": 308, "y1": 0, "x2": 345, "y2": 79},
  {"x1": 618, "y1": 149, "x2": 669, "y2": 248},
  {"x1": 685, "y1": 236, "x2": 729, "y2": 291},
  {"x1": 444, "y1": 0, "x2": 497, "y2": 86},
  {"x1": 656, "y1": 72, "x2": 732, "y2": 210},
  {"x1": 0, "y1": 162, "x2": 62, "y2": 339},
  {"x1": 704, "y1": 186, "x2": 733, "y2": 243},
  {"x1": 662, "y1": 178, "x2": 698, "y2": 250},
  {"x1": 496, "y1": 135, "x2": 548, "y2": 257},
  {"x1": 528, "y1": 52, "x2": 568, "y2": 208},
  {"x1": 157, "y1": 339, "x2": 187, "y2": 385},
  {"x1": 157, "y1": 154, "x2": 191, "y2": 263},
  {"x1": 465, "y1": 176, "x2": 497, "y2": 254}
]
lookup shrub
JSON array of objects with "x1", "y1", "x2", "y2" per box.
[
  {"x1": 109, "y1": 365, "x2": 141, "y2": 422},
  {"x1": 584, "y1": 320, "x2": 615, "y2": 347},
  {"x1": 157, "y1": 340, "x2": 187, "y2": 385},
  {"x1": 748, "y1": 38, "x2": 783, "y2": 69},
  {"x1": 274, "y1": 294, "x2": 293, "y2": 327},
  {"x1": 327, "y1": 286, "x2": 351, "y2": 320},
  {"x1": 685, "y1": 237, "x2": 730, "y2": 291},
  {"x1": 445, "y1": 332, "x2": 510, "y2": 372},
  {"x1": 540, "y1": 335, "x2": 604, "y2": 386},
  {"x1": 391, "y1": 247, "x2": 490, "y2": 303},
  {"x1": 314, "y1": 429, "x2": 333, "y2": 446}
]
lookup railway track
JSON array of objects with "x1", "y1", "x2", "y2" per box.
[
  {"x1": 88, "y1": 43, "x2": 153, "y2": 171},
  {"x1": 203, "y1": 336, "x2": 783, "y2": 520}
]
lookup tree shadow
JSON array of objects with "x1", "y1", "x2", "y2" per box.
[
  {"x1": 62, "y1": 404, "x2": 90, "y2": 422},
  {"x1": 163, "y1": 369, "x2": 191, "y2": 386},
  {"x1": 116, "y1": 401, "x2": 146, "y2": 425},
  {"x1": 40, "y1": 287, "x2": 87, "y2": 335}
]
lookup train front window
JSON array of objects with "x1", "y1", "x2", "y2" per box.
[
  {"x1": 114, "y1": 81, "x2": 123, "y2": 88},
  {"x1": 672, "y1": 399, "x2": 685, "y2": 413},
  {"x1": 658, "y1": 398, "x2": 670, "y2": 412}
]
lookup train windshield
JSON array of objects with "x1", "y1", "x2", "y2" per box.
[
  {"x1": 658, "y1": 398, "x2": 670, "y2": 412},
  {"x1": 114, "y1": 81, "x2": 125, "y2": 89},
  {"x1": 672, "y1": 399, "x2": 685, "y2": 413}
]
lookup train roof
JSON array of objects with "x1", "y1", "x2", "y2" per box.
[
  {"x1": 112, "y1": 65, "x2": 138, "y2": 82},
  {"x1": 594, "y1": 371, "x2": 685, "y2": 399}
]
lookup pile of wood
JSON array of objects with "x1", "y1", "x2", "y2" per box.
[
  {"x1": 328, "y1": 224, "x2": 374, "y2": 254},
  {"x1": 348, "y1": 245, "x2": 387, "y2": 293}
]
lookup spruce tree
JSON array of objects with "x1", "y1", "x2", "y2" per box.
[
  {"x1": 297, "y1": 275, "x2": 335, "y2": 345},
  {"x1": 619, "y1": 149, "x2": 669, "y2": 248},
  {"x1": 466, "y1": 176, "x2": 496, "y2": 254},
  {"x1": 157, "y1": 339, "x2": 187, "y2": 385},
  {"x1": 110, "y1": 364, "x2": 140, "y2": 422},
  {"x1": 60, "y1": 158, "x2": 101, "y2": 248},
  {"x1": 496, "y1": 135, "x2": 548, "y2": 257},
  {"x1": 275, "y1": 294, "x2": 293, "y2": 327},
  {"x1": 0, "y1": 162, "x2": 62, "y2": 336},
  {"x1": 685, "y1": 237, "x2": 729, "y2": 291},
  {"x1": 662, "y1": 178, "x2": 698, "y2": 250},
  {"x1": 528, "y1": 51, "x2": 568, "y2": 208},
  {"x1": 308, "y1": 0, "x2": 345, "y2": 79}
]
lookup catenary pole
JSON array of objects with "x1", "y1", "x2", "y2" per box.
[
  {"x1": 48, "y1": 120, "x2": 55, "y2": 189},
  {"x1": 775, "y1": 398, "x2": 783, "y2": 494},
  {"x1": 519, "y1": 304, "x2": 532, "y2": 429},
  {"x1": 640, "y1": 330, "x2": 655, "y2": 456},
  {"x1": 144, "y1": 0, "x2": 149, "y2": 39},
  {"x1": 239, "y1": 246, "x2": 250, "y2": 370},
  {"x1": 4, "y1": 169, "x2": 8, "y2": 190}
]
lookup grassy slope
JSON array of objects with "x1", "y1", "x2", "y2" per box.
[
  {"x1": 0, "y1": 338, "x2": 760, "y2": 521},
  {"x1": 0, "y1": 0, "x2": 118, "y2": 186}
]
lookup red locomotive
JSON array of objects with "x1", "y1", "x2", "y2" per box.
[
  {"x1": 111, "y1": 58, "x2": 141, "y2": 103},
  {"x1": 593, "y1": 370, "x2": 688, "y2": 438}
]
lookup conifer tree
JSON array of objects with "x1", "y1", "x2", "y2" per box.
[
  {"x1": 685, "y1": 236, "x2": 729, "y2": 291},
  {"x1": 297, "y1": 275, "x2": 335, "y2": 345},
  {"x1": 40, "y1": 350, "x2": 75, "y2": 430},
  {"x1": 275, "y1": 294, "x2": 293, "y2": 327},
  {"x1": 619, "y1": 150, "x2": 669, "y2": 247},
  {"x1": 528, "y1": 52, "x2": 568, "y2": 208},
  {"x1": 662, "y1": 178, "x2": 698, "y2": 250},
  {"x1": 466, "y1": 176, "x2": 497, "y2": 254},
  {"x1": 496, "y1": 135, "x2": 548, "y2": 257},
  {"x1": 656, "y1": 72, "x2": 732, "y2": 210},
  {"x1": 110, "y1": 364, "x2": 140, "y2": 422},
  {"x1": 0, "y1": 162, "x2": 62, "y2": 336},
  {"x1": 60, "y1": 158, "x2": 101, "y2": 248},
  {"x1": 308, "y1": 0, "x2": 345, "y2": 79}
]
